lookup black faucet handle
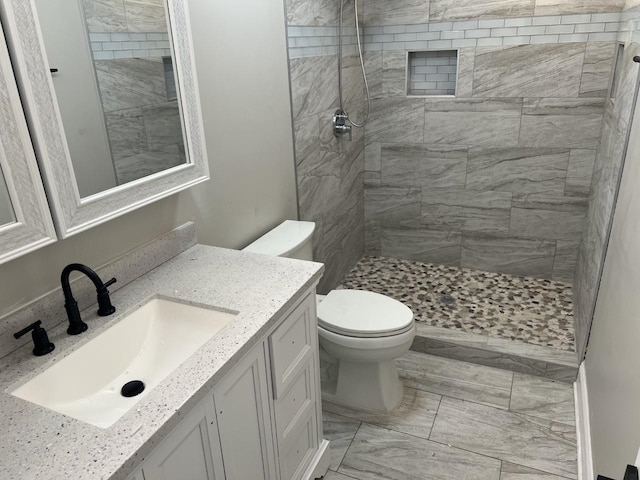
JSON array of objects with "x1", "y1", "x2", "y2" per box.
[
  {"x1": 97, "y1": 277, "x2": 116, "y2": 317},
  {"x1": 14, "y1": 320, "x2": 55, "y2": 356}
]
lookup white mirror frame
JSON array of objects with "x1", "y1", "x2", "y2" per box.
[
  {"x1": 0, "y1": 0, "x2": 209, "y2": 239},
  {"x1": 0, "y1": 21, "x2": 56, "y2": 264}
]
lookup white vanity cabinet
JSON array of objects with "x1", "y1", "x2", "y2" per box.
[
  {"x1": 130, "y1": 288, "x2": 327, "y2": 480},
  {"x1": 140, "y1": 398, "x2": 225, "y2": 480}
]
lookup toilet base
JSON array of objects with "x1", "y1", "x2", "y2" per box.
[{"x1": 320, "y1": 357, "x2": 404, "y2": 413}]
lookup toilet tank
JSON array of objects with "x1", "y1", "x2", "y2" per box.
[{"x1": 242, "y1": 220, "x2": 315, "y2": 261}]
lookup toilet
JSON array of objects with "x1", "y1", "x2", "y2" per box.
[{"x1": 243, "y1": 220, "x2": 415, "y2": 412}]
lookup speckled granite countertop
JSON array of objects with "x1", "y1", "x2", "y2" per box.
[{"x1": 0, "y1": 245, "x2": 323, "y2": 480}]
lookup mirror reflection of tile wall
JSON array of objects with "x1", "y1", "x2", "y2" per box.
[{"x1": 85, "y1": 0, "x2": 185, "y2": 185}]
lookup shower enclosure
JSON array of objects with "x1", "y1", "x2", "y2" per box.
[{"x1": 285, "y1": 0, "x2": 637, "y2": 368}]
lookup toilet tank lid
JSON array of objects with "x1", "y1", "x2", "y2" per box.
[{"x1": 242, "y1": 220, "x2": 315, "y2": 257}]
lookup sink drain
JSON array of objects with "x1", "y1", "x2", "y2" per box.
[{"x1": 121, "y1": 380, "x2": 145, "y2": 398}]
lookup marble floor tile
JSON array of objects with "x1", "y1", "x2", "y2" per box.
[
  {"x1": 396, "y1": 351, "x2": 513, "y2": 409},
  {"x1": 430, "y1": 397, "x2": 577, "y2": 478},
  {"x1": 339, "y1": 423, "x2": 502, "y2": 480},
  {"x1": 322, "y1": 412, "x2": 361, "y2": 471},
  {"x1": 510, "y1": 373, "x2": 575, "y2": 426},
  {"x1": 500, "y1": 461, "x2": 572, "y2": 479},
  {"x1": 411, "y1": 335, "x2": 550, "y2": 378},
  {"x1": 323, "y1": 387, "x2": 441, "y2": 440},
  {"x1": 325, "y1": 471, "x2": 362, "y2": 480}
]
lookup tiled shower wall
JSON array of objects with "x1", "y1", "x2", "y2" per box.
[
  {"x1": 84, "y1": 0, "x2": 184, "y2": 185},
  {"x1": 286, "y1": 1, "x2": 366, "y2": 293},
  {"x1": 361, "y1": 0, "x2": 624, "y2": 284},
  {"x1": 573, "y1": 3, "x2": 640, "y2": 357}
]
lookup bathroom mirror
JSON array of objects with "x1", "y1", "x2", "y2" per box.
[
  {"x1": 0, "y1": 22, "x2": 57, "y2": 264},
  {"x1": 0, "y1": 0, "x2": 208, "y2": 238}
]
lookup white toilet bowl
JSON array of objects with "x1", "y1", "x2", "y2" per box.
[
  {"x1": 243, "y1": 220, "x2": 415, "y2": 413},
  {"x1": 316, "y1": 289, "x2": 415, "y2": 412}
]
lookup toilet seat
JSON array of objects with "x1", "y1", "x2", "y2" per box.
[{"x1": 317, "y1": 289, "x2": 414, "y2": 338}]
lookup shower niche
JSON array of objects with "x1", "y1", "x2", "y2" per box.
[{"x1": 407, "y1": 50, "x2": 458, "y2": 97}]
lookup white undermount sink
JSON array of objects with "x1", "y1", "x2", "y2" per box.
[{"x1": 11, "y1": 298, "x2": 237, "y2": 428}]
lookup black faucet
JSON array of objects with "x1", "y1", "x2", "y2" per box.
[{"x1": 61, "y1": 263, "x2": 117, "y2": 335}]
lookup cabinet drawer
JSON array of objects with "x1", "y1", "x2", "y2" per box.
[
  {"x1": 275, "y1": 362, "x2": 314, "y2": 438},
  {"x1": 269, "y1": 292, "x2": 315, "y2": 398},
  {"x1": 280, "y1": 408, "x2": 318, "y2": 480}
]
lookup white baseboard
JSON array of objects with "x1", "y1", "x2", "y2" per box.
[
  {"x1": 303, "y1": 439, "x2": 331, "y2": 480},
  {"x1": 575, "y1": 362, "x2": 593, "y2": 480}
]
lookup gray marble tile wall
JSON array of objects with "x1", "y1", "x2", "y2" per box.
[
  {"x1": 359, "y1": 1, "x2": 624, "y2": 284},
  {"x1": 287, "y1": 0, "x2": 366, "y2": 292},
  {"x1": 285, "y1": 0, "x2": 631, "y2": 297},
  {"x1": 572, "y1": 5, "x2": 640, "y2": 358},
  {"x1": 285, "y1": 0, "x2": 368, "y2": 293}
]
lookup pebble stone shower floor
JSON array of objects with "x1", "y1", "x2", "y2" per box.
[{"x1": 338, "y1": 256, "x2": 575, "y2": 352}]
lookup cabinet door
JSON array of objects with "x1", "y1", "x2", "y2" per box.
[
  {"x1": 142, "y1": 399, "x2": 224, "y2": 480},
  {"x1": 213, "y1": 341, "x2": 277, "y2": 480}
]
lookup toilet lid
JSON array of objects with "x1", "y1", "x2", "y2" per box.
[{"x1": 317, "y1": 290, "x2": 414, "y2": 338}]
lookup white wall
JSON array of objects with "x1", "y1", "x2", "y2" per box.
[
  {"x1": 0, "y1": 0, "x2": 297, "y2": 318},
  {"x1": 585, "y1": 78, "x2": 640, "y2": 477},
  {"x1": 178, "y1": 0, "x2": 298, "y2": 249}
]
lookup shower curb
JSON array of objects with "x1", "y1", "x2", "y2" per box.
[{"x1": 410, "y1": 324, "x2": 579, "y2": 383}]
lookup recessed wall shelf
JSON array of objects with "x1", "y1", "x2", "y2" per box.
[{"x1": 407, "y1": 50, "x2": 458, "y2": 97}]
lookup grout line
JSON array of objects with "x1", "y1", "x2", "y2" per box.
[
  {"x1": 428, "y1": 395, "x2": 444, "y2": 440},
  {"x1": 336, "y1": 420, "x2": 363, "y2": 472},
  {"x1": 508, "y1": 371, "x2": 515, "y2": 411}
]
